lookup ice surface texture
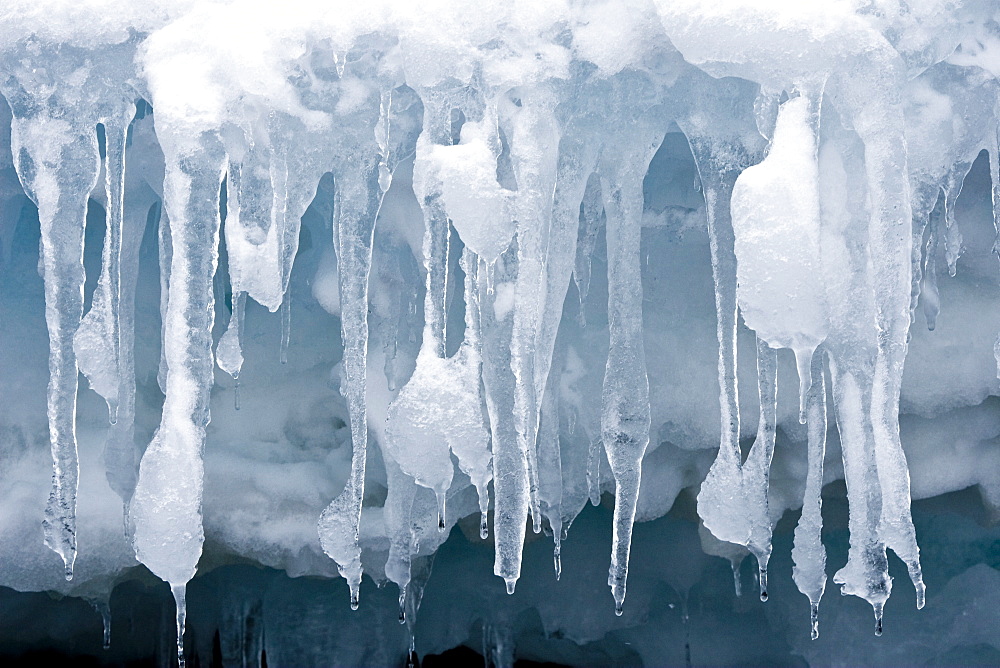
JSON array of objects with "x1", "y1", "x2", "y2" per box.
[{"x1": 1, "y1": 0, "x2": 1000, "y2": 662}]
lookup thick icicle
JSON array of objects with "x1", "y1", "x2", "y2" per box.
[
  {"x1": 317, "y1": 157, "x2": 382, "y2": 608},
  {"x1": 508, "y1": 92, "x2": 560, "y2": 534},
  {"x1": 598, "y1": 114, "x2": 662, "y2": 614},
  {"x1": 10, "y1": 111, "x2": 102, "y2": 579},
  {"x1": 855, "y1": 73, "x2": 926, "y2": 614},
  {"x1": 479, "y1": 249, "x2": 529, "y2": 593},
  {"x1": 792, "y1": 351, "x2": 828, "y2": 639},
  {"x1": 128, "y1": 131, "x2": 226, "y2": 665}
]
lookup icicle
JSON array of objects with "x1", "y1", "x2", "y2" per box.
[
  {"x1": 598, "y1": 119, "x2": 660, "y2": 614},
  {"x1": 411, "y1": 98, "x2": 453, "y2": 355},
  {"x1": 104, "y1": 116, "x2": 160, "y2": 511},
  {"x1": 318, "y1": 155, "x2": 382, "y2": 608},
  {"x1": 537, "y1": 377, "x2": 564, "y2": 577},
  {"x1": 75, "y1": 107, "x2": 135, "y2": 424},
  {"x1": 157, "y1": 207, "x2": 172, "y2": 396},
  {"x1": 172, "y1": 584, "x2": 187, "y2": 668},
  {"x1": 279, "y1": 294, "x2": 290, "y2": 364},
  {"x1": 921, "y1": 211, "x2": 941, "y2": 331},
  {"x1": 689, "y1": 156, "x2": 747, "y2": 549},
  {"x1": 478, "y1": 249, "x2": 529, "y2": 593},
  {"x1": 792, "y1": 351, "x2": 828, "y2": 639},
  {"x1": 508, "y1": 92, "x2": 560, "y2": 536},
  {"x1": 573, "y1": 173, "x2": 603, "y2": 327},
  {"x1": 216, "y1": 290, "x2": 246, "y2": 384},
  {"x1": 587, "y1": 438, "x2": 602, "y2": 506},
  {"x1": 129, "y1": 134, "x2": 225, "y2": 652},
  {"x1": 10, "y1": 110, "x2": 102, "y2": 580},
  {"x1": 856, "y1": 83, "x2": 926, "y2": 614},
  {"x1": 743, "y1": 338, "x2": 777, "y2": 602},
  {"x1": 89, "y1": 599, "x2": 112, "y2": 650}
]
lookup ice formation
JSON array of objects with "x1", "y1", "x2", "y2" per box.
[{"x1": 1, "y1": 0, "x2": 1000, "y2": 664}]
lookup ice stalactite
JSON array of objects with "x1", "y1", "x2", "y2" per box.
[
  {"x1": 819, "y1": 119, "x2": 896, "y2": 634},
  {"x1": 411, "y1": 97, "x2": 456, "y2": 357},
  {"x1": 573, "y1": 173, "x2": 603, "y2": 328},
  {"x1": 102, "y1": 112, "x2": 162, "y2": 511},
  {"x1": 508, "y1": 91, "x2": 560, "y2": 535},
  {"x1": 479, "y1": 246, "x2": 526, "y2": 594},
  {"x1": 74, "y1": 104, "x2": 135, "y2": 425},
  {"x1": 128, "y1": 129, "x2": 227, "y2": 667},
  {"x1": 317, "y1": 154, "x2": 382, "y2": 609},
  {"x1": 598, "y1": 91, "x2": 663, "y2": 615},
  {"x1": 319, "y1": 74, "x2": 422, "y2": 607},
  {"x1": 5, "y1": 78, "x2": 102, "y2": 579},
  {"x1": 88, "y1": 598, "x2": 112, "y2": 650},
  {"x1": 681, "y1": 73, "x2": 765, "y2": 594},
  {"x1": 742, "y1": 337, "x2": 777, "y2": 601},
  {"x1": 792, "y1": 351, "x2": 828, "y2": 640},
  {"x1": 848, "y1": 62, "x2": 927, "y2": 617},
  {"x1": 537, "y1": 365, "x2": 563, "y2": 579}
]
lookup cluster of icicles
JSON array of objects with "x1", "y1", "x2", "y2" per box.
[{"x1": 2, "y1": 1, "x2": 1000, "y2": 665}]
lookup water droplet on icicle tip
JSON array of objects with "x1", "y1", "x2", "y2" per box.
[
  {"x1": 553, "y1": 546, "x2": 562, "y2": 581},
  {"x1": 479, "y1": 513, "x2": 489, "y2": 540},
  {"x1": 532, "y1": 512, "x2": 542, "y2": 535},
  {"x1": 874, "y1": 602, "x2": 884, "y2": 637},
  {"x1": 505, "y1": 579, "x2": 516, "y2": 595},
  {"x1": 614, "y1": 600, "x2": 624, "y2": 617},
  {"x1": 759, "y1": 567, "x2": 769, "y2": 602},
  {"x1": 350, "y1": 588, "x2": 360, "y2": 611},
  {"x1": 915, "y1": 581, "x2": 926, "y2": 610},
  {"x1": 64, "y1": 563, "x2": 74, "y2": 582},
  {"x1": 810, "y1": 601, "x2": 820, "y2": 640},
  {"x1": 108, "y1": 401, "x2": 118, "y2": 426}
]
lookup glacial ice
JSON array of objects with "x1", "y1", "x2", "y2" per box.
[{"x1": 1, "y1": 0, "x2": 1000, "y2": 665}]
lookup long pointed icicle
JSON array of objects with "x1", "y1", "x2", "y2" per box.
[
  {"x1": 10, "y1": 113, "x2": 101, "y2": 580},
  {"x1": 792, "y1": 351, "x2": 828, "y2": 639},
  {"x1": 317, "y1": 157, "x2": 382, "y2": 609},
  {"x1": 75, "y1": 107, "x2": 135, "y2": 425},
  {"x1": 479, "y1": 250, "x2": 529, "y2": 594},
  {"x1": 688, "y1": 155, "x2": 746, "y2": 549},
  {"x1": 599, "y1": 124, "x2": 661, "y2": 615}
]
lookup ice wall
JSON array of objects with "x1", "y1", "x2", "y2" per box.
[{"x1": 1, "y1": 0, "x2": 1000, "y2": 664}]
